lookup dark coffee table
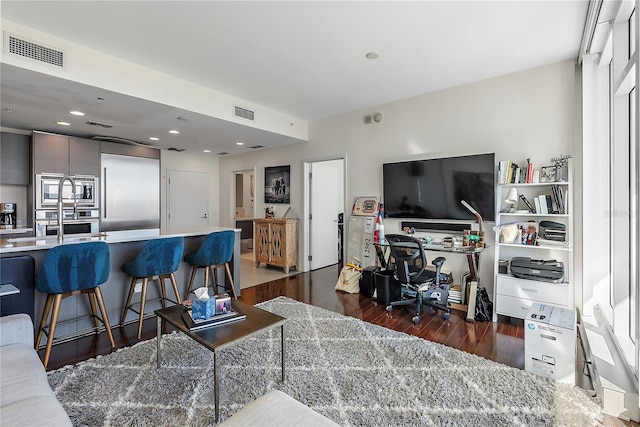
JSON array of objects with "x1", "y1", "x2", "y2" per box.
[{"x1": 155, "y1": 299, "x2": 286, "y2": 422}]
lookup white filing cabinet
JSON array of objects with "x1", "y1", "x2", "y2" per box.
[{"x1": 524, "y1": 303, "x2": 576, "y2": 384}]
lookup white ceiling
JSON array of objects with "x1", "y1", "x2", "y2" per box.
[{"x1": 0, "y1": 1, "x2": 588, "y2": 155}]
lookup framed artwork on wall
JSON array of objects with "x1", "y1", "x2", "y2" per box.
[{"x1": 264, "y1": 165, "x2": 290, "y2": 204}]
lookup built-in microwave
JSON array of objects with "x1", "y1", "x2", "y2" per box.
[
  {"x1": 35, "y1": 174, "x2": 98, "y2": 210},
  {"x1": 35, "y1": 209, "x2": 99, "y2": 237}
]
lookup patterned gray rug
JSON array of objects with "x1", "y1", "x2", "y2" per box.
[{"x1": 49, "y1": 297, "x2": 601, "y2": 426}]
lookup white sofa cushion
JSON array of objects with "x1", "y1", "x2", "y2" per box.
[
  {"x1": 1, "y1": 395, "x2": 72, "y2": 427},
  {"x1": 0, "y1": 315, "x2": 72, "y2": 426},
  {"x1": 0, "y1": 343, "x2": 54, "y2": 407}
]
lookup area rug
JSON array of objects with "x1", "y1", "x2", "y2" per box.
[{"x1": 49, "y1": 297, "x2": 602, "y2": 426}]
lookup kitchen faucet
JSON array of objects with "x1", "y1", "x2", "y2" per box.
[{"x1": 57, "y1": 175, "x2": 77, "y2": 243}]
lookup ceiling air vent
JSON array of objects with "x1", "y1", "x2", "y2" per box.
[
  {"x1": 234, "y1": 106, "x2": 255, "y2": 121},
  {"x1": 91, "y1": 136, "x2": 157, "y2": 148},
  {"x1": 249, "y1": 145, "x2": 264, "y2": 149},
  {"x1": 217, "y1": 152, "x2": 229, "y2": 155},
  {"x1": 168, "y1": 147, "x2": 185, "y2": 152},
  {"x1": 7, "y1": 35, "x2": 63, "y2": 67},
  {"x1": 86, "y1": 120, "x2": 114, "y2": 129}
]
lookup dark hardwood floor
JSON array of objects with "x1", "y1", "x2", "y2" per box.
[
  {"x1": 42, "y1": 264, "x2": 524, "y2": 370},
  {"x1": 40, "y1": 264, "x2": 636, "y2": 426}
]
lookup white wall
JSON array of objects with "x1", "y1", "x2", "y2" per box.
[
  {"x1": 160, "y1": 150, "x2": 220, "y2": 233},
  {"x1": 218, "y1": 60, "x2": 579, "y2": 295}
]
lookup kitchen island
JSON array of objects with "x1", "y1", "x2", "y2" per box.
[{"x1": 0, "y1": 227, "x2": 241, "y2": 343}]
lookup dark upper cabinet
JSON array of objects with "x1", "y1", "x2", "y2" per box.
[
  {"x1": 0, "y1": 132, "x2": 30, "y2": 185},
  {"x1": 32, "y1": 132, "x2": 100, "y2": 176},
  {"x1": 32, "y1": 132, "x2": 68, "y2": 175},
  {"x1": 69, "y1": 137, "x2": 100, "y2": 176}
]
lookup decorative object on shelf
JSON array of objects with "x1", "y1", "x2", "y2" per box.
[
  {"x1": 551, "y1": 154, "x2": 571, "y2": 182},
  {"x1": 264, "y1": 165, "x2": 290, "y2": 204},
  {"x1": 265, "y1": 206, "x2": 275, "y2": 218},
  {"x1": 463, "y1": 230, "x2": 485, "y2": 248},
  {"x1": 539, "y1": 166, "x2": 557, "y2": 183},
  {"x1": 518, "y1": 221, "x2": 538, "y2": 246}
]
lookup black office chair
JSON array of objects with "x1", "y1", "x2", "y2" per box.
[{"x1": 385, "y1": 234, "x2": 452, "y2": 323}]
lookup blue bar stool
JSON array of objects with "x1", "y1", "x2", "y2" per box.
[
  {"x1": 120, "y1": 236, "x2": 184, "y2": 339},
  {"x1": 35, "y1": 241, "x2": 115, "y2": 368},
  {"x1": 183, "y1": 230, "x2": 237, "y2": 301}
]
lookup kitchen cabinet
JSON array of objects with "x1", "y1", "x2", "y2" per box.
[
  {"x1": 32, "y1": 132, "x2": 100, "y2": 176},
  {"x1": 254, "y1": 219, "x2": 298, "y2": 273},
  {"x1": 0, "y1": 132, "x2": 30, "y2": 185},
  {"x1": 493, "y1": 162, "x2": 573, "y2": 321}
]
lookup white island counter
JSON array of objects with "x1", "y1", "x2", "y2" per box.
[{"x1": 0, "y1": 227, "x2": 242, "y2": 342}]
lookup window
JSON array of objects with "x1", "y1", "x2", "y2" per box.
[{"x1": 583, "y1": 1, "x2": 638, "y2": 379}]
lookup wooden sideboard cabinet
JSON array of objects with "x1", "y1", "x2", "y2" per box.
[{"x1": 254, "y1": 219, "x2": 298, "y2": 273}]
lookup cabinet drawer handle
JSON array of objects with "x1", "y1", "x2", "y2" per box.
[{"x1": 522, "y1": 288, "x2": 538, "y2": 293}]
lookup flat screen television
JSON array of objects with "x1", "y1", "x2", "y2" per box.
[{"x1": 382, "y1": 153, "x2": 495, "y2": 222}]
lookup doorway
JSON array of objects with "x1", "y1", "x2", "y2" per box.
[
  {"x1": 303, "y1": 157, "x2": 345, "y2": 271},
  {"x1": 230, "y1": 168, "x2": 256, "y2": 255}
]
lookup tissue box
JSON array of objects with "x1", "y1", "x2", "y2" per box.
[
  {"x1": 215, "y1": 293, "x2": 231, "y2": 315},
  {"x1": 192, "y1": 297, "x2": 216, "y2": 320}
]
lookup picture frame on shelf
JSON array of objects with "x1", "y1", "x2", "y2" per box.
[
  {"x1": 540, "y1": 166, "x2": 557, "y2": 183},
  {"x1": 518, "y1": 221, "x2": 538, "y2": 246}
]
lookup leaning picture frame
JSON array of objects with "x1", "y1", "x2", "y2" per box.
[
  {"x1": 264, "y1": 165, "x2": 290, "y2": 204},
  {"x1": 540, "y1": 166, "x2": 557, "y2": 183}
]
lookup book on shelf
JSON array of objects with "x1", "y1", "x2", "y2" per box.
[
  {"x1": 183, "y1": 308, "x2": 246, "y2": 331},
  {"x1": 537, "y1": 195, "x2": 548, "y2": 214},
  {"x1": 498, "y1": 159, "x2": 536, "y2": 184}
]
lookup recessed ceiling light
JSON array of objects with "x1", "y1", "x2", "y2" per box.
[
  {"x1": 365, "y1": 51, "x2": 379, "y2": 60},
  {"x1": 235, "y1": 141, "x2": 245, "y2": 146},
  {"x1": 69, "y1": 110, "x2": 85, "y2": 116},
  {"x1": 149, "y1": 137, "x2": 159, "y2": 141},
  {"x1": 56, "y1": 121, "x2": 71, "y2": 126},
  {"x1": 169, "y1": 130, "x2": 180, "y2": 134},
  {"x1": 5, "y1": 107, "x2": 14, "y2": 113},
  {"x1": 203, "y1": 149, "x2": 211, "y2": 153}
]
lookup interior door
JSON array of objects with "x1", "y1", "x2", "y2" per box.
[
  {"x1": 168, "y1": 169, "x2": 209, "y2": 233},
  {"x1": 310, "y1": 160, "x2": 343, "y2": 269}
]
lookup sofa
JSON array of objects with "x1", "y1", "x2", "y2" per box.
[{"x1": 0, "y1": 314, "x2": 72, "y2": 426}]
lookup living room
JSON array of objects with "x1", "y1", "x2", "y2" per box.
[{"x1": 0, "y1": 1, "x2": 638, "y2": 425}]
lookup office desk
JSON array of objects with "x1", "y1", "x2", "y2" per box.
[{"x1": 375, "y1": 242, "x2": 487, "y2": 322}]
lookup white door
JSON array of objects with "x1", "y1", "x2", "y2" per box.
[
  {"x1": 168, "y1": 170, "x2": 209, "y2": 233},
  {"x1": 310, "y1": 159, "x2": 344, "y2": 269}
]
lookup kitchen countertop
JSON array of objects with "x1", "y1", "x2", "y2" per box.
[
  {"x1": 0, "y1": 227, "x2": 239, "y2": 254},
  {"x1": 0, "y1": 226, "x2": 33, "y2": 235}
]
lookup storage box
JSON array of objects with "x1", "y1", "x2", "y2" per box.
[
  {"x1": 525, "y1": 303, "x2": 576, "y2": 384},
  {"x1": 192, "y1": 297, "x2": 216, "y2": 320}
]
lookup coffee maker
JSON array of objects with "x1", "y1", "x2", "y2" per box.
[{"x1": 0, "y1": 203, "x2": 17, "y2": 227}]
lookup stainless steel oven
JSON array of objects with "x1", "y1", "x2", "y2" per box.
[
  {"x1": 35, "y1": 209, "x2": 99, "y2": 237},
  {"x1": 35, "y1": 174, "x2": 98, "y2": 210}
]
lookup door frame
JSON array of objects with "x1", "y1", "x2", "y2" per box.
[
  {"x1": 229, "y1": 167, "x2": 257, "y2": 227},
  {"x1": 302, "y1": 154, "x2": 347, "y2": 272}
]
